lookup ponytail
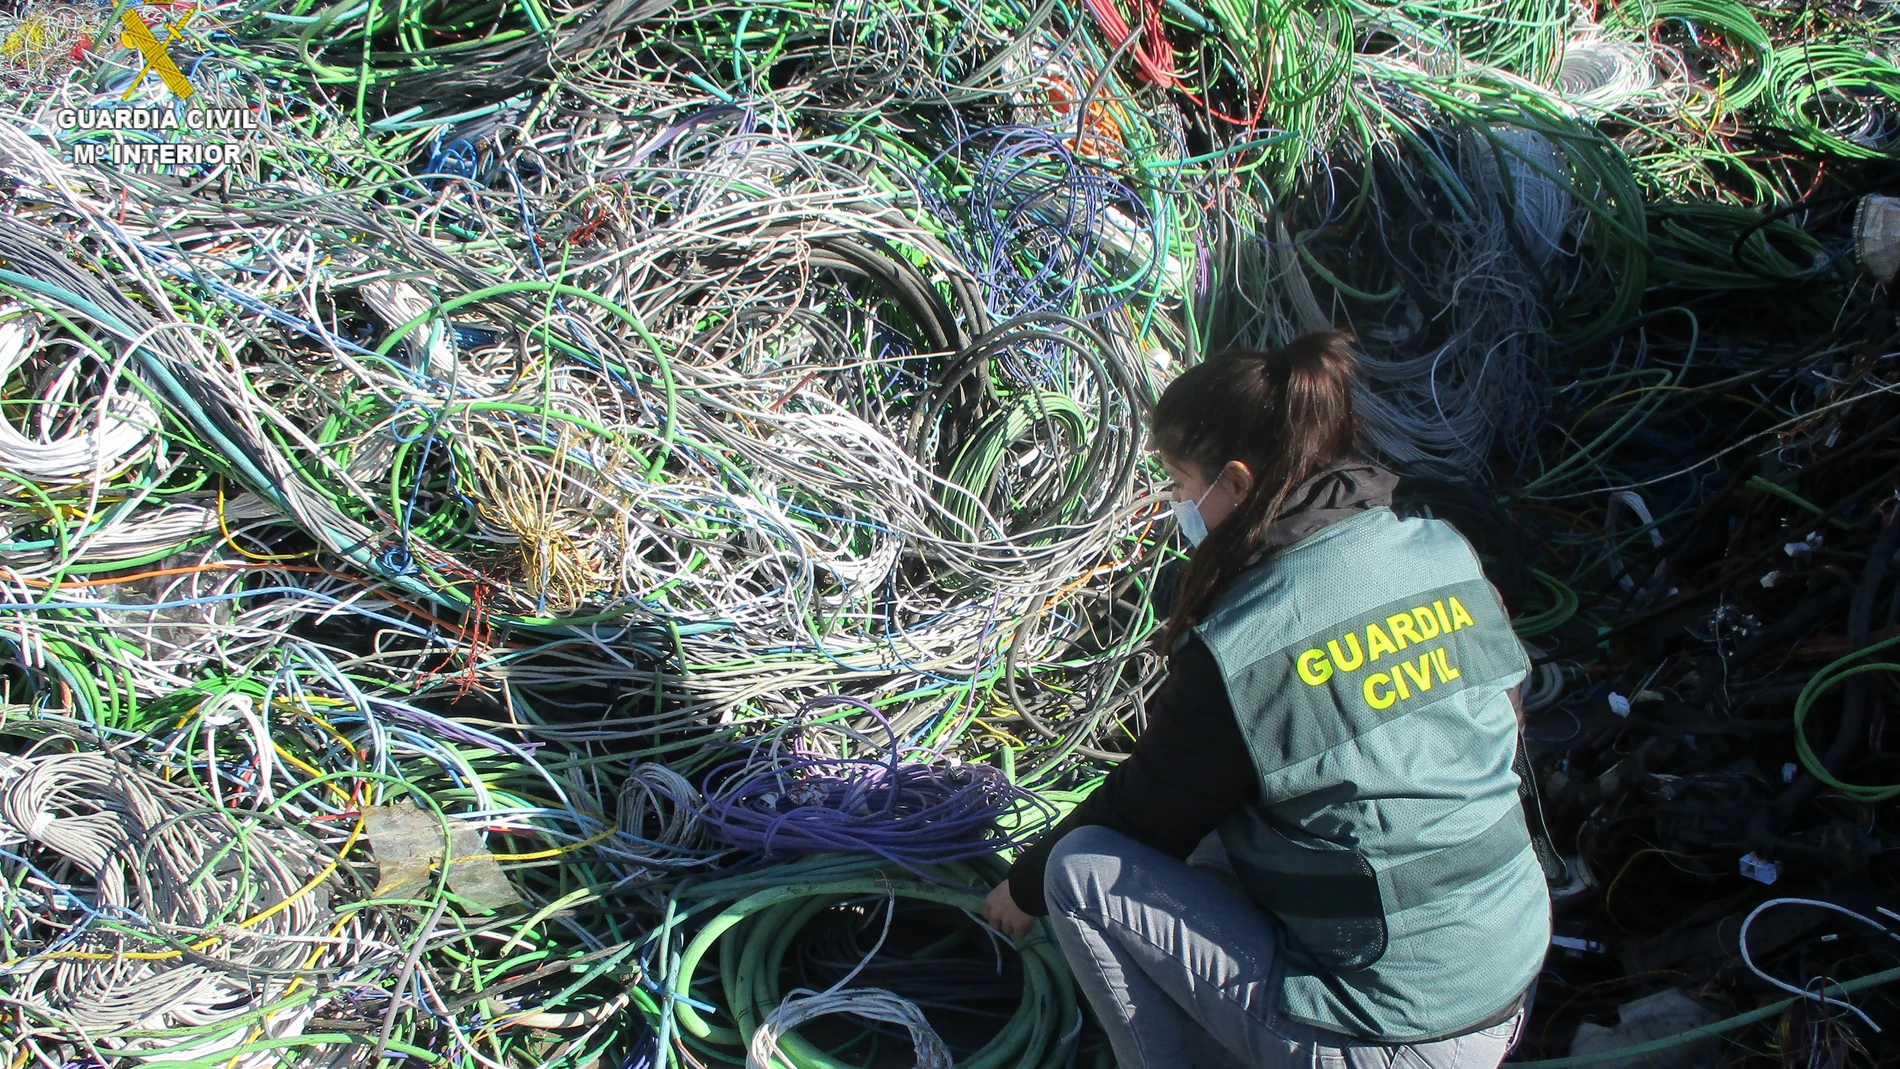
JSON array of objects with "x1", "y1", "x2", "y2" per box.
[{"x1": 1153, "y1": 331, "x2": 1361, "y2": 652}]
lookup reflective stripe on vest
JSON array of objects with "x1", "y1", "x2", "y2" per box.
[{"x1": 1224, "y1": 805, "x2": 1531, "y2": 969}]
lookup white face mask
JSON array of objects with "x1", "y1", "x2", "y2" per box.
[{"x1": 1170, "y1": 483, "x2": 1218, "y2": 547}]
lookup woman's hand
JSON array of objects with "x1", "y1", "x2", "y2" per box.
[{"x1": 984, "y1": 881, "x2": 1035, "y2": 939}]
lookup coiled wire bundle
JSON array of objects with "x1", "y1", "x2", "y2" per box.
[
  {"x1": 0, "y1": 736, "x2": 337, "y2": 1064},
  {"x1": 693, "y1": 697, "x2": 1056, "y2": 868}
]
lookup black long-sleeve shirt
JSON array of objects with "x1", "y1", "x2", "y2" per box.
[{"x1": 1005, "y1": 635, "x2": 1259, "y2": 916}]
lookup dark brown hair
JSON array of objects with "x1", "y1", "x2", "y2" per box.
[{"x1": 1153, "y1": 330, "x2": 1361, "y2": 651}]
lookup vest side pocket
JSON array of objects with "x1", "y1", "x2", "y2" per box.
[
  {"x1": 1225, "y1": 835, "x2": 1389, "y2": 971},
  {"x1": 1278, "y1": 851, "x2": 1388, "y2": 971}
]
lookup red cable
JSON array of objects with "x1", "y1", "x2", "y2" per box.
[{"x1": 1082, "y1": 0, "x2": 1177, "y2": 89}]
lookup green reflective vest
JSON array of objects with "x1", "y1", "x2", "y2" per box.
[{"x1": 1193, "y1": 506, "x2": 1551, "y2": 1042}]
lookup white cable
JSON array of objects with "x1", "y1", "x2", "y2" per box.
[
  {"x1": 1520, "y1": 639, "x2": 1567, "y2": 714},
  {"x1": 750, "y1": 986, "x2": 954, "y2": 1069},
  {"x1": 0, "y1": 305, "x2": 160, "y2": 484},
  {"x1": 1739, "y1": 897, "x2": 1897, "y2": 1033},
  {"x1": 746, "y1": 891, "x2": 956, "y2": 1069},
  {"x1": 0, "y1": 749, "x2": 337, "y2": 1058}
]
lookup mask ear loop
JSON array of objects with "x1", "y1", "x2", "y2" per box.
[
  {"x1": 1168, "y1": 470, "x2": 1219, "y2": 507},
  {"x1": 1170, "y1": 479, "x2": 1221, "y2": 546}
]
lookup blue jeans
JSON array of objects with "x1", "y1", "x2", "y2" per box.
[{"x1": 1044, "y1": 826, "x2": 1531, "y2": 1069}]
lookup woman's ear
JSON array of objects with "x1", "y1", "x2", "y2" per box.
[{"x1": 1221, "y1": 460, "x2": 1256, "y2": 500}]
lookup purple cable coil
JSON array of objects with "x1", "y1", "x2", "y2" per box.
[{"x1": 694, "y1": 696, "x2": 1055, "y2": 870}]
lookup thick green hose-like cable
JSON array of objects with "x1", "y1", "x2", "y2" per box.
[
  {"x1": 669, "y1": 877, "x2": 1078, "y2": 1068},
  {"x1": 1793, "y1": 631, "x2": 1900, "y2": 802},
  {"x1": 1513, "y1": 965, "x2": 1900, "y2": 1068}
]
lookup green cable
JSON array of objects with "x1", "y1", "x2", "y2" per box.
[
  {"x1": 1744, "y1": 476, "x2": 1854, "y2": 532},
  {"x1": 1793, "y1": 631, "x2": 1900, "y2": 802},
  {"x1": 668, "y1": 874, "x2": 1077, "y2": 1069},
  {"x1": 1514, "y1": 964, "x2": 1900, "y2": 1067},
  {"x1": 1511, "y1": 568, "x2": 1578, "y2": 638}
]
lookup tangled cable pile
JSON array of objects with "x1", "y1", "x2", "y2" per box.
[
  {"x1": 0, "y1": 741, "x2": 336, "y2": 1063},
  {"x1": 0, "y1": 0, "x2": 1897, "y2": 1063}
]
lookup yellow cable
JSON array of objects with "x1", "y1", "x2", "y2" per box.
[
  {"x1": 970, "y1": 717, "x2": 1026, "y2": 748},
  {"x1": 23, "y1": 816, "x2": 366, "y2": 963},
  {"x1": 223, "y1": 911, "x2": 368, "y2": 1069},
  {"x1": 495, "y1": 826, "x2": 615, "y2": 863},
  {"x1": 217, "y1": 486, "x2": 313, "y2": 561}
]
